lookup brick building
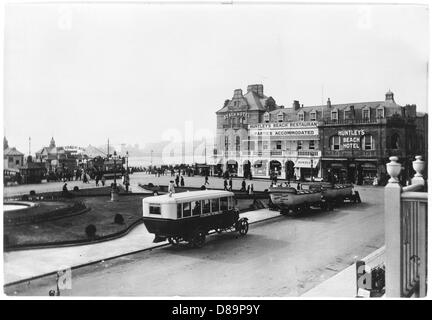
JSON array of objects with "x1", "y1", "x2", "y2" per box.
[
  {"x1": 215, "y1": 86, "x2": 427, "y2": 184},
  {"x1": 318, "y1": 91, "x2": 428, "y2": 184},
  {"x1": 215, "y1": 84, "x2": 321, "y2": 179}
]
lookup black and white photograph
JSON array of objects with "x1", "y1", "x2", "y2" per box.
[{"x1": 1, "y1": 0, "x2": 430, "y2": 302}]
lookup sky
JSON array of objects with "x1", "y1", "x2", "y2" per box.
[{"x1": 3, "y1": 2, "x2": 429, "y2": 155}]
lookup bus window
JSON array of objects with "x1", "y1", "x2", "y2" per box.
[
  {"x1": 202, "y1": 199, "x2": 211, "y2": 214},
  {"x1": 183, "y1": 202, "x2": 191, "y2": 217},
  {"x1": 211, "y1": 198, "x2": 219, "y2": 212},
  {"x1": 228, "y1": 197, "x2": 233, "y2": 209},
  {"x1": 177, "y1": 204, "x2": 182, "y2": 218},
  {"x1": 192, "y1": 201, "x2": 201, "y2": 216},
  {"x1": 220, "y1": 197, "x2": 228, "y2": 211},
  {"x1": 149, "y1": 205, "x2": 161, "y2": 215}
]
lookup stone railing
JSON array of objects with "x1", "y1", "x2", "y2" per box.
[{"x1": 385, "y1": 155, "x2": 427, "y2": 297}]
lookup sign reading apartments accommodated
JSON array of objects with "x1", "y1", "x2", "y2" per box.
[{"x1": 248, "y1": 121, "x2": 319, "y2": 139}]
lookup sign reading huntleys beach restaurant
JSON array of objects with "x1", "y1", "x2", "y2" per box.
[
  {"x1": 338, "y1": 129, "x2": 365, "y2": 149},
  {"x1": 248, "y1": 121, "x2": 319, "y2": 139}
]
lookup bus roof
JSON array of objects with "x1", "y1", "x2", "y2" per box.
[{"x1": 143, "y1": 190, "x2": 235, "y2": 204}]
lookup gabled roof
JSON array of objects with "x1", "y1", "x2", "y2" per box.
[
  {"x1": 3, "y1": 147, "x2": 24, "y2": 156},
  {"x1": 216, "y1": 90, "x2": 270, "y2": 113},
  {"x1": 84, "y1": 145, "x2": 107, "y2": 158}
]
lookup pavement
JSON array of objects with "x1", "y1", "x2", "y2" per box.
[
  {"x1": 301, "y1": 246, "x2": 385, "y2": 298},
  {"x1": 3, "y1": 173, "x2": 385, "y2": 296},
  {"x1": 3, "y1": 209, "x2": 279, "y2": 285}
]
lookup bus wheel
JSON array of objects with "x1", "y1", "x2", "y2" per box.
[
  {"x1": 190, "y1": 229, "x2": 206, "y2": 248},
  {"x1": 237, "y1": 218, "x2": 249, "y2": 236}
]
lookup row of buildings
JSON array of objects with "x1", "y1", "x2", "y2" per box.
[
  {"x1": 3, "y1": 136, "x2": 124, "y2": 184},
  {"x1": 214, "y1": 84, "x2": 428, "y2": 184}
]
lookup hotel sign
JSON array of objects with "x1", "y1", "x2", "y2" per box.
[
  {"x1": 338, "y1": 129, "x2": 365, "y2": 149},
  {"x1": 249, "y1": 121, "x2": 319, "y2": 140},
  {"x1": 249, "y1": 121, "x2": 317, "y2": 129},
  {"x1": 224, "y1": 112, "x2": 249, "y2": 119}
]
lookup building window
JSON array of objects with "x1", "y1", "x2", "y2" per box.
[
  {"x1": 331, "y1": 110, "x2": 338, "y2": 121},
  {"x1": 362, "y1": 135, "x2": 375, "y2": 150},
  {"x1": 309, "y1": 140, "x2": 315, "y2": 150},
  {"x1": 298, "y1": 112, "x2": 304, "y2": 121},
  {"x1": 224, "y1": 136, "x2": 228, "y2": 151},
  {"x1": 362, "y1": 108, "x2": 370, "y2": 121},
  {"x1": 297, "y1": 141, "x2": 303, "y2": 150},
  {"x1": 277, "y1": 112, "x2": 284, "y2": 122},
  {"x1": 344, "y1": 110, "x2": 351, "y2": 120},
  {"x1": 16, "y1": 160, "x2": 20, "y2": 165},
  {"x1": 310, "y1": 111, "x2": 316, "y2": 121},
  {"x1": 391, "y1": 133, "x2": 400, "y2": 149},
  {"x1": 8, "y1": 157, "x2": 13, "y2": 162},
  {"x1": 330, "y1": 136, "x2": 342, "y2": 150},
  {"x1": 235, "y1": 136, "x2": 241, "y2": 151},
  {"x1": 276, "y1": 141, "x2": 282, "y2": 150},
  {"x1": 263, "y1": 141, "x2": 269, "y2": 150},
  {"x1": 264, "y1": 112, "x2": 270, "y2": 122},
  {"x1": 377, "y1": 108, "x2": 385, "y2": 119}
]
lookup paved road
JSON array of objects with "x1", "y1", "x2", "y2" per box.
[{"x1": 5, "y1": 186, "x2": 384, "y2": 297}]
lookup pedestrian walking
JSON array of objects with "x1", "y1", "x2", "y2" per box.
[
  {"x1": 249, "y1": 183, "x2": 254, "y2": 194},
  {"x1": 180, "y1": 175, "x2": 185, "y2": 187},
  {"x1": 175, "y1": 174, "x2": 180, "y2": 187},
  {"x1": 223, "y1": 179, "x2": 228, "y2": 191},
  {"x1": 205, "y1": 175, "x2": 209, "y2": 185},
  {"x1": 83, "y1": 173, "x2": 88, "y2": 183},
  {"x1": 101, "y1": 175, "x2": 106, "y2": 186},
  {"x1": 95, "y1": 174, "x2": 100, "y2": 186},
  {"x1": 241, "y1": 179, "x2": 246, "y2": 192},
  {"x1": 229, "y1": 177, "x2": 233, "y2": 191}
]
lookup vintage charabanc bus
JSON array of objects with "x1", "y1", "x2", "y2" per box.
[{"x1": 142, "y1": 190, "x2": 249, "y2": 248}]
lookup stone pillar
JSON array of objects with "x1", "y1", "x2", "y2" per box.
[{"x1": 385, "y1": 156, "x2": 402, "y2": 297}]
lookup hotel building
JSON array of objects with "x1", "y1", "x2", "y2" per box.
[{"x1": 215, "y1": 85, "x2": 427, "y2": 184}]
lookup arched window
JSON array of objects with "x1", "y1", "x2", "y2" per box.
[
  {"x1": 330, "y1": 135, "x2": 342, "y2": 150},
  {"x1": 391, "y1": 133, "x2": 400, "y2": 149},
  {"x1": 362, "y1": 135, "x2": 375, "y2": 150},
  {"x1": 224, "y1": 136, "x2": 229, "y2": 151},
  {"x1": 264, "y1": 112, "x2": 270, "y2": 122}
]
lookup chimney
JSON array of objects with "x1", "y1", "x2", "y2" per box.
[
  {"x1": 247, "y1": 84, "x2": 264, "y2": 97},
  {"x1": 293, "y1": 100, "x2": 300, "y2": 111},
  {"x1": 233, "y1": 89, "x2": 243, "y2": 99},
  {"x1": 327, "y1": 98, "x2": 331, "y2": 108}
]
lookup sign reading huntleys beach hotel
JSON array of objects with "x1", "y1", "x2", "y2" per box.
[
  {"x1": 248, "y1": 121, "x2": 319, "y2": 139},
  {"x1": 338, "y1": 129, "x2": 365, "y2": 149}
]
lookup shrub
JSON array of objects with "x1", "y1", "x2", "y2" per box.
[
  {"x1": 29, "y1": 190, "x2": 36, "y2": 195},
  {"x1": 73, "y1": 186, "x2": 79, "y2": 192},
  {"x1": 148, "y1": 183, "x2": 154, "y2": 187},
  {"x1": 21, "y1": 195, "x2": 29, "y2": 201},
  {"x1": 85, "y1": 224, "x2": 97, "y2": 239},
  {"x1": 114, "y1": 214, "x2": 125, "y2": 225}
]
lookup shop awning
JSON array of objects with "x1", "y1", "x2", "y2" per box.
[{"x1": 294, "y1": 158, "x2": 320, "y2": 168}]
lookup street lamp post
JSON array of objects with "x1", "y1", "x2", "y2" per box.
[
  {"x1": 111, "y1": 151, "x2": 120, "y2": 201},
  {"x1": 126, "y1": 151, "x2": 129, "y2": 173},
  {"x1": 311, "y1": 159, "x2": 314, "y2": 182}
]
